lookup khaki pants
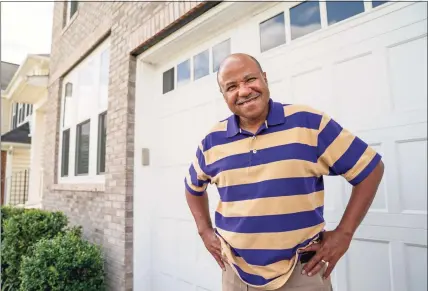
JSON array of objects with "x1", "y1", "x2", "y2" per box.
[{"x1": 222, "y1": 261, "x2": 333, "y2": 291}]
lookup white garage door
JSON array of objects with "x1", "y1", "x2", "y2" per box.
[{"x1": 134, "y1": 2, "x2": 427, "y2": 291}]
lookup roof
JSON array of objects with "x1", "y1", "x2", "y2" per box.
[
  {"x1": 1, "y1": 61, "x2": 19, "y2": 90},
  {"x1": 1, "y1": 122, "x2": 31, "y2": 144}
]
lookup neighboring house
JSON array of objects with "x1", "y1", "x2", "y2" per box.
[
  {"x1": 1, "y1": 55, "x2": 50, "y2": 208},
  {"x1": 1, "y1": 61, "x2": 32, "y2": 206},
  {"x1": 44, "y1": 1, "x2": 427, "y2": 291}
]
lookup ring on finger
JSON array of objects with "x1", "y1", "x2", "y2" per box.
[{"x1": 321, "y1": 259, "x2": 328, "y2": 264}]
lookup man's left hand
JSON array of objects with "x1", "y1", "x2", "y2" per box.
[{"x1": 299, "y1": 229, "x2": 353, "y2": 279}]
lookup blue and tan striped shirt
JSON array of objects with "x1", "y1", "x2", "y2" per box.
[{"x1": 185, "y1": 99, "x2": 381, "y2": 290}]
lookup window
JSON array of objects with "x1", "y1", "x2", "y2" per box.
[
  {"x1": 99, "y1": 50, "x2": 109, "y2": 109},
  {"x1": 163, "y1": 68, "x2": 174, "y2": 94},
  {"x1": 290, "y1": 1, "x2": 321, "y2": 40},
  {"x1": 63, "y1": 83, "x2": 73, "y2": 126},
  {"x1": 260, "y1": 13, "x2": 286, "y2": 52},
  {"x1": 326, "y1": 1, "x2": 365, "y2": 25},
  {"x1": 193, "y1": 50, "x2": 209, "y2": 80},
  {"x1": 372, "y1": 1, "x2": 388, "y2": 8},
  {"x1": 11, "y1": 103, "x2": 18, "y2": 129},
  {"x1": 68, "y1": 1, "x2": 78, "y2": 19},
  {"x1": 75, "y1": 120, "x2": 90, "y2": 175},
  {"x1": 177, "y1": 59, "x2": 191, "y2": 86},
  {"x1": 18, "y1": 104, "x2": 24, "y2": 124},
  {"x1": 61, "y1": 129, "x2": 70, "y2": 177},
  {"x1": 97, "y1": 112, "x2": 107, "y2": 174},
  {"x1": 212, "y1": 39, "x2": 231, "y2": 72},
  {"x1": 59, "y1": 39, "x2": 110, "y2": 181}
]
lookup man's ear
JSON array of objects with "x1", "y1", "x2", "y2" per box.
[{"x1": 263, "y1": 72, "x2": 268, "y2": 84}]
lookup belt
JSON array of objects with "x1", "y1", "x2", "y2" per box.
[
  {"x1": 299, "y1": 232, "x2": 324, "y2": 264},
  {"x1": 299, "y1": 251, "x2": 316, "y2": 264}
]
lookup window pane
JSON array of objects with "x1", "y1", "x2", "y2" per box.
[
  {"x1": 177, "y1": 59, "x2": 190, "y2": 85},
  {"x1": 193, "y1": 50, "x2": 209, "y2": 80},
  {"x1": 97, "y1": 113, "x2": 107, "y2": 174},
  {"x1": 76, "y1": 120, "x2": 90, "y2": 175},
  {"x1": 260, "y1": 13, "x2": 286, "y2": 52},
  {"x1": 326, "y1": 1, "x2": 365, "y2": 25},
  {"x1": 291, "y1": 1, "x2": 321, "y2": 40},
  {"x1": 99, "y1": 50, "x2": 109, "y2": 110},
  {"x1": 65, "y1": 82, "x2": 73, "y2": 97},
  {"x1": 213, "y1": 39, "x2": 231, "y2": 72},
  {"x1": 372, "y1": 1, "x2": 387, "y2": 8},
  {"x1": 61, "y1": 129, "x2": 70, "y2": 177},
  {"x1": 70, "y1": 1, "x2": 78, "y2": 18},
  {"x1": 163, "y1": 68, "x2": 174, "y2": 94},
  {"x1": 26, "y1": 104, "x2": 30, "y2": 116}
]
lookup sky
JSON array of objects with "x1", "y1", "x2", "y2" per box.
[{"x1": 1, "y1": 1, "x2": 54, "y2": 65}]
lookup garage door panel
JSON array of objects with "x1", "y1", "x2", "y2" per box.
[
  {"x1": 347, "y1": 238, "x2": 392, "y2": 291},
  {"x1": 194, "y1": 235, "x2": 222, "y2": 291},
  {"x1": 158, "y1": 101, "x2": 219, "y2": 167},
  {"x1": 176, "y1": 220, "x2": 199, "y2": 284},
  {"x1": 396, "y1": 138, "x2": 427, "y2": 213},
  {"x1": 332, "y1": 52, "x2": 388, "y2": 130},
  {"x1": 152, "y1": 218, "x2": 177, "y2": 275},
  {"x1": 387, "y1": 34, "x2": 427, "y2": 113},
  {"x1": 404, "y1": 243, "x2": 427, "y2": 291},
  {"x1": 152, "y1": 273, "x2": 175, "y2": 291},
  {"x1": 290, "y1": 67, "x2": 335, "y2": 114}
]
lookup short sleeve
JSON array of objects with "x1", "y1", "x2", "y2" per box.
[
  {"x1": 184, "y1": 143, "x2": 211, "y2": 196},
  {"x1": 317, "y1": 112, "x2": 382, "y2": 186}
]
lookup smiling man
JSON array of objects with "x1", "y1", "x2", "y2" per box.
[{"x1": 184, "y1": 53, "x2": 384, "y2": 291}]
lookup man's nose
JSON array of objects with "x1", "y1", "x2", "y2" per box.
[{"x1": 237, "y1": 84, "x2": 252, "y2": 97}]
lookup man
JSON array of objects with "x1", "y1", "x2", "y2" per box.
[{"x1": 184, "y1": 53, "x2": 384, "y2": 291}]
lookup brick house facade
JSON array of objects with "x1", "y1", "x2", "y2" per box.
[{"x1": 42, "y1": 2, "x2": 219, "y2": 290}]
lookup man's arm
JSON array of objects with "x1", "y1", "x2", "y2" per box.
[
  {"x1": 185, "y1": 190, "x2": 225, "y2": 270},
  {"x1": 301, "y1": 160, "x2": 384, "y2": 278},
  {"x1": 302, "y1": 111, "x2": 385, "y2": 278},
  {"x1": 337, "y1": 160, "x2": 384, "y2": 236},
  {"x1": 185, "y1": 190, "x2": 212, "y2": 235}
]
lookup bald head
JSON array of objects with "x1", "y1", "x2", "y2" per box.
[{"x1": 217, "y1": 53, "x2": 263, "y2": 85}]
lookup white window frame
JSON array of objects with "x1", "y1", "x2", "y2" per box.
[
  {"x1": 66, "y1": 0, "x2": 78, "y2": 22},
  {"x1": 58, "y1": 37, "x2": 110, "y2": 184}
]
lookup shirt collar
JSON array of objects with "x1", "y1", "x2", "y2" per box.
[{"x1": 226, "y1": 98, "x2": 285, "y2": 138}]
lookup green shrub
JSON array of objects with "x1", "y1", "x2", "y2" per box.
[
  {"x1": 1, "y1": 206, "x2": 26, "y2": 238},
  {"x1": 1, "y1": 206, "x2": 27, "y2": 288},
  {"x1": 19, "y1": 230, "x2": 105, "y2": 291},
  {"x1": 1, "y1": 209, "x2": 68, "y2": 290}
]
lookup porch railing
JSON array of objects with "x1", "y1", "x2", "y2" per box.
[{"x1": 1, "y1": 169, "x2": 30, "y2": 206}]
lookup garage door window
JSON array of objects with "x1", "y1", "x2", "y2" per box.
[
  {"x1": 290, "y1": 0, "x2": 321, "y2": 40},
  {"x1": 163, "y1": 68, "x2": 174, "y2": 93},
  {"x1": 326, "y1": 1, "x2": 365, "y2": 25},
  {"x1": 372, "y1": 1, "x2": 388, "y2": 8},
  {"x1": 177, "y1": 59, "x2": 191, "y2": 86},
  {"x1": 193, "y1": 50, "x2": 209, "y2": 80},
  {"x1": 260, "y1": 12, "x2": 286, "y2": 52},
  {"x1": 213, "y1": 39, "x2": 231, "y2": 72}
]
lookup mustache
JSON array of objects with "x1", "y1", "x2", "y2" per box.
[{"x1": 236, "y1": 93, "x2": 261, "y2": 105}]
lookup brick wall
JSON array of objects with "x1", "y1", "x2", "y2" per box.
[{"x1": 43, "y1": 1, "x2": 207, "y2": 290}]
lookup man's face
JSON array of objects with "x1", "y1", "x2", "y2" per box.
[{"x1": 218, "y1": 56, "x2": 270, "y2": 120}]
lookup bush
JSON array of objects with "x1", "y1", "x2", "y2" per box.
[
  {"x1": 19, "y1": 230, "x2": 105, "y2": 291},
  {"x1": 1, "y1": 206, "x2": 26, "y2": 238},
  {"x1": 1, "y1": 209, "x2": 68, "y2": 290}
]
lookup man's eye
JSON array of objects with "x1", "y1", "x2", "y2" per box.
[
  {"x1": 247, "y1": 77, "x2": 256, "y2": 82},
  {"x1": 227, "y1": 85, "x2": 236, "y2": 91}
]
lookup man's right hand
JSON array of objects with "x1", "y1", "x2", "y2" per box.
[{"x1": 200, "y1": 228, "x2": 226, "y2": 271}]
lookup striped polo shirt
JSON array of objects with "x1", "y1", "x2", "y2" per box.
[{"x1": 185, "y1": 98, "x2": 381, "y2": 290}]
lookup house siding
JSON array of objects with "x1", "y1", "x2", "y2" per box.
[
  {"x1": 43, "y1": 2, "x2": 207, "y2": 290},
  {"x1": 7, "y1": 148, "x2": 30, "y2": 205}
]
